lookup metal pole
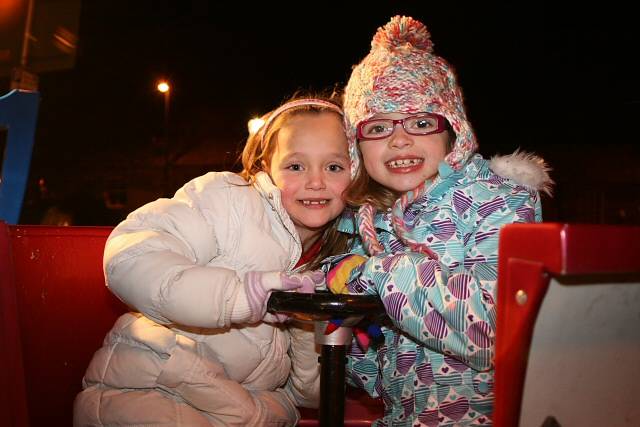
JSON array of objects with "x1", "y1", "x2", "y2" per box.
[
  {"x1": 20, "y1": 0, "x2": 36, "y2": 67},
  {"x1": 162, "y1": 90, "x2": 170, "y2": 196},
  {"x1": 319, "y1": 345, "x2": 346, "y2": 427},
  {"x1": 315, "y1": 321, "x2": 353, "y2": 427}
]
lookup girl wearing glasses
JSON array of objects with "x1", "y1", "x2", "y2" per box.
[
  {"x1": 74, "y1": 95, "x2": 353, "y2": 426},
  {"x1": 331, "y1": 16, "x2": 553, "y2": 426}
]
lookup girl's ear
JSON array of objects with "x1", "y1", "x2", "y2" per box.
[{"x1": 261, "y1": 159, "x2": 270, "y2": 174}]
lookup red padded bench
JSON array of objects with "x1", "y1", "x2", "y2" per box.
[
  {"x1": 0, "y1": 224, "x2": 123, "y2": 426},
  {"x1": 0, "y1": 222, "x2": 382, "y2": 426}
]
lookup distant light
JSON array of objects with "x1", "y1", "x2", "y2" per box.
[
  {"x1": 248, "y1": 117, "x2": 265, "y2": 135},
  {"x1": 53, "y1": 26, "x2": 77, "y2": 54},
  {"x1": 157, "y1": 81, "x2": 170, "y2": 93}
]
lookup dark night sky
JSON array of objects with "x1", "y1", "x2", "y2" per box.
[{"x1": 4, "y1": 1, "x2": 640, "y2": 224}]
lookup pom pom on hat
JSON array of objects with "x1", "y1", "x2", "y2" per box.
[
  {"x1": 344, "y1": 15, "x2": 478, "y2": 172},
  {"x1": 372, "y1": 15, "x2": 433, "y2": 53}
]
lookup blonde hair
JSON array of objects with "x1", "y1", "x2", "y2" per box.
[{"x1": 238, "y1": 91, "x2": 353, "y2": 270}]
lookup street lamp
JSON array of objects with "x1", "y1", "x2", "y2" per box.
[
  {"x1": 157, "y1": 80, "x2": 171, "y2": 136},
  {"x1": 157, "y1": 80, "x2": 171, "y2": 195},
  {"x1": 157, "y1": 81, "x2": 170, "y2": 93}
]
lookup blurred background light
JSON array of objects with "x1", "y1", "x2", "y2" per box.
[{"x1": 247, "y1": 117, "x2": 264, "y2": 135}]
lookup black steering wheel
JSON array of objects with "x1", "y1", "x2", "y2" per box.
[
  {"x1": 267, "y1": 290, "x2": 386, "y2": 427},
  {"x1": 267, "y1": 289, "x2": 386, "y2": 320}
]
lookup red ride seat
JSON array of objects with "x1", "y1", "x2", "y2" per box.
[
  {"x1": 0, "y1": 222, "x2": 383, "y2": 426},
  {"x1": 494, "y1": 223, "x2": 640, "y2": 427},
  {"x1": 0, "y1": 223, "x2": 123, "y2": 426}
]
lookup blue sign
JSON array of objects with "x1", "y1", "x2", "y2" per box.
[{"x1": 0, "y1": 89, "x2": 40, "y2": 224}]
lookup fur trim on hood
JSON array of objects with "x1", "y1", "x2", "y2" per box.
[{"x1": 490, "y1": 150, "x2": 554, "y2": 196}]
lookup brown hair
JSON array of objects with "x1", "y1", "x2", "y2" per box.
[
  {"x1": 238, "y1": 90, "x2": 353, "y2": 271},
  {"x1": 344, "y1": 154, "x2": 402, "y2": 211}
]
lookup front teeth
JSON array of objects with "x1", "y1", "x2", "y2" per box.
[
  {"x1": 387, "y1": 159, "x2": 423, "y2": 168},
  {"x1": 302, "y1": 200, "x2": 328, "y2": 205}
]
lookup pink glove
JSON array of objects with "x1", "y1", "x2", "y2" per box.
[
  {"x1": 243, "y1": 270, "x2": 324, "y2": 323},
  {"x1": 286, "y1": 270, "x2": 324, "y2": 294}
]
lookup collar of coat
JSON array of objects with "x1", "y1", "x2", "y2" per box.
[{"x1": 253, "y1": 171, "x2": 301, "y2": 242}]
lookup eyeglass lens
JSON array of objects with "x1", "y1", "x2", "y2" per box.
[{"x1": 360, "y1": 114, "x2": 442, "y2": 138}]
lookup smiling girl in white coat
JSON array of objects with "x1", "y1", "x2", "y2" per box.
[{"x1": 74, "y1": 95, "x2": 354, "y2": 426}]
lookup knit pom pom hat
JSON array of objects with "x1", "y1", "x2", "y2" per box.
[{"x1": 344, "y1": 15, "x2": 478, "y2": 171}]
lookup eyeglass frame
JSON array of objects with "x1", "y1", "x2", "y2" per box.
[{"x1": 356, "y1": 113, "x2": 448, "y2": 141}]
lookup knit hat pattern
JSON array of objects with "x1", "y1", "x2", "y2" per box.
[{"x1": 344, "y1": 15, "x2": 478, "y2": 170}]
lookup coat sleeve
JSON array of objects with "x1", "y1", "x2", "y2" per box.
[
  {"x1": 346, "y1": 188, "x2": 541, "y2": 377},
  {"x1": 283, "y1": 322, "x2": 320, "y2": 408},
  {"x1": 104, "y1": 176, "x2": 245, "y2": 328}
]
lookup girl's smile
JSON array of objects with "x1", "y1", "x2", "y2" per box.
[
  {"x1": 299, "y1": 198, "x2": 330, "y2": 207},
  {"x1": 385, "y1": 156, "x2": 425, "y2": 172}
]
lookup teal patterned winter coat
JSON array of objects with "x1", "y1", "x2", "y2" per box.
[{"x1": 336, "y1": 154, "x2": 544, "y2": 427}]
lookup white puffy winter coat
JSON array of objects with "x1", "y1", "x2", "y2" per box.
[{"x1": 74, "y1": 171, "x2": 320, "y2": 426}]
